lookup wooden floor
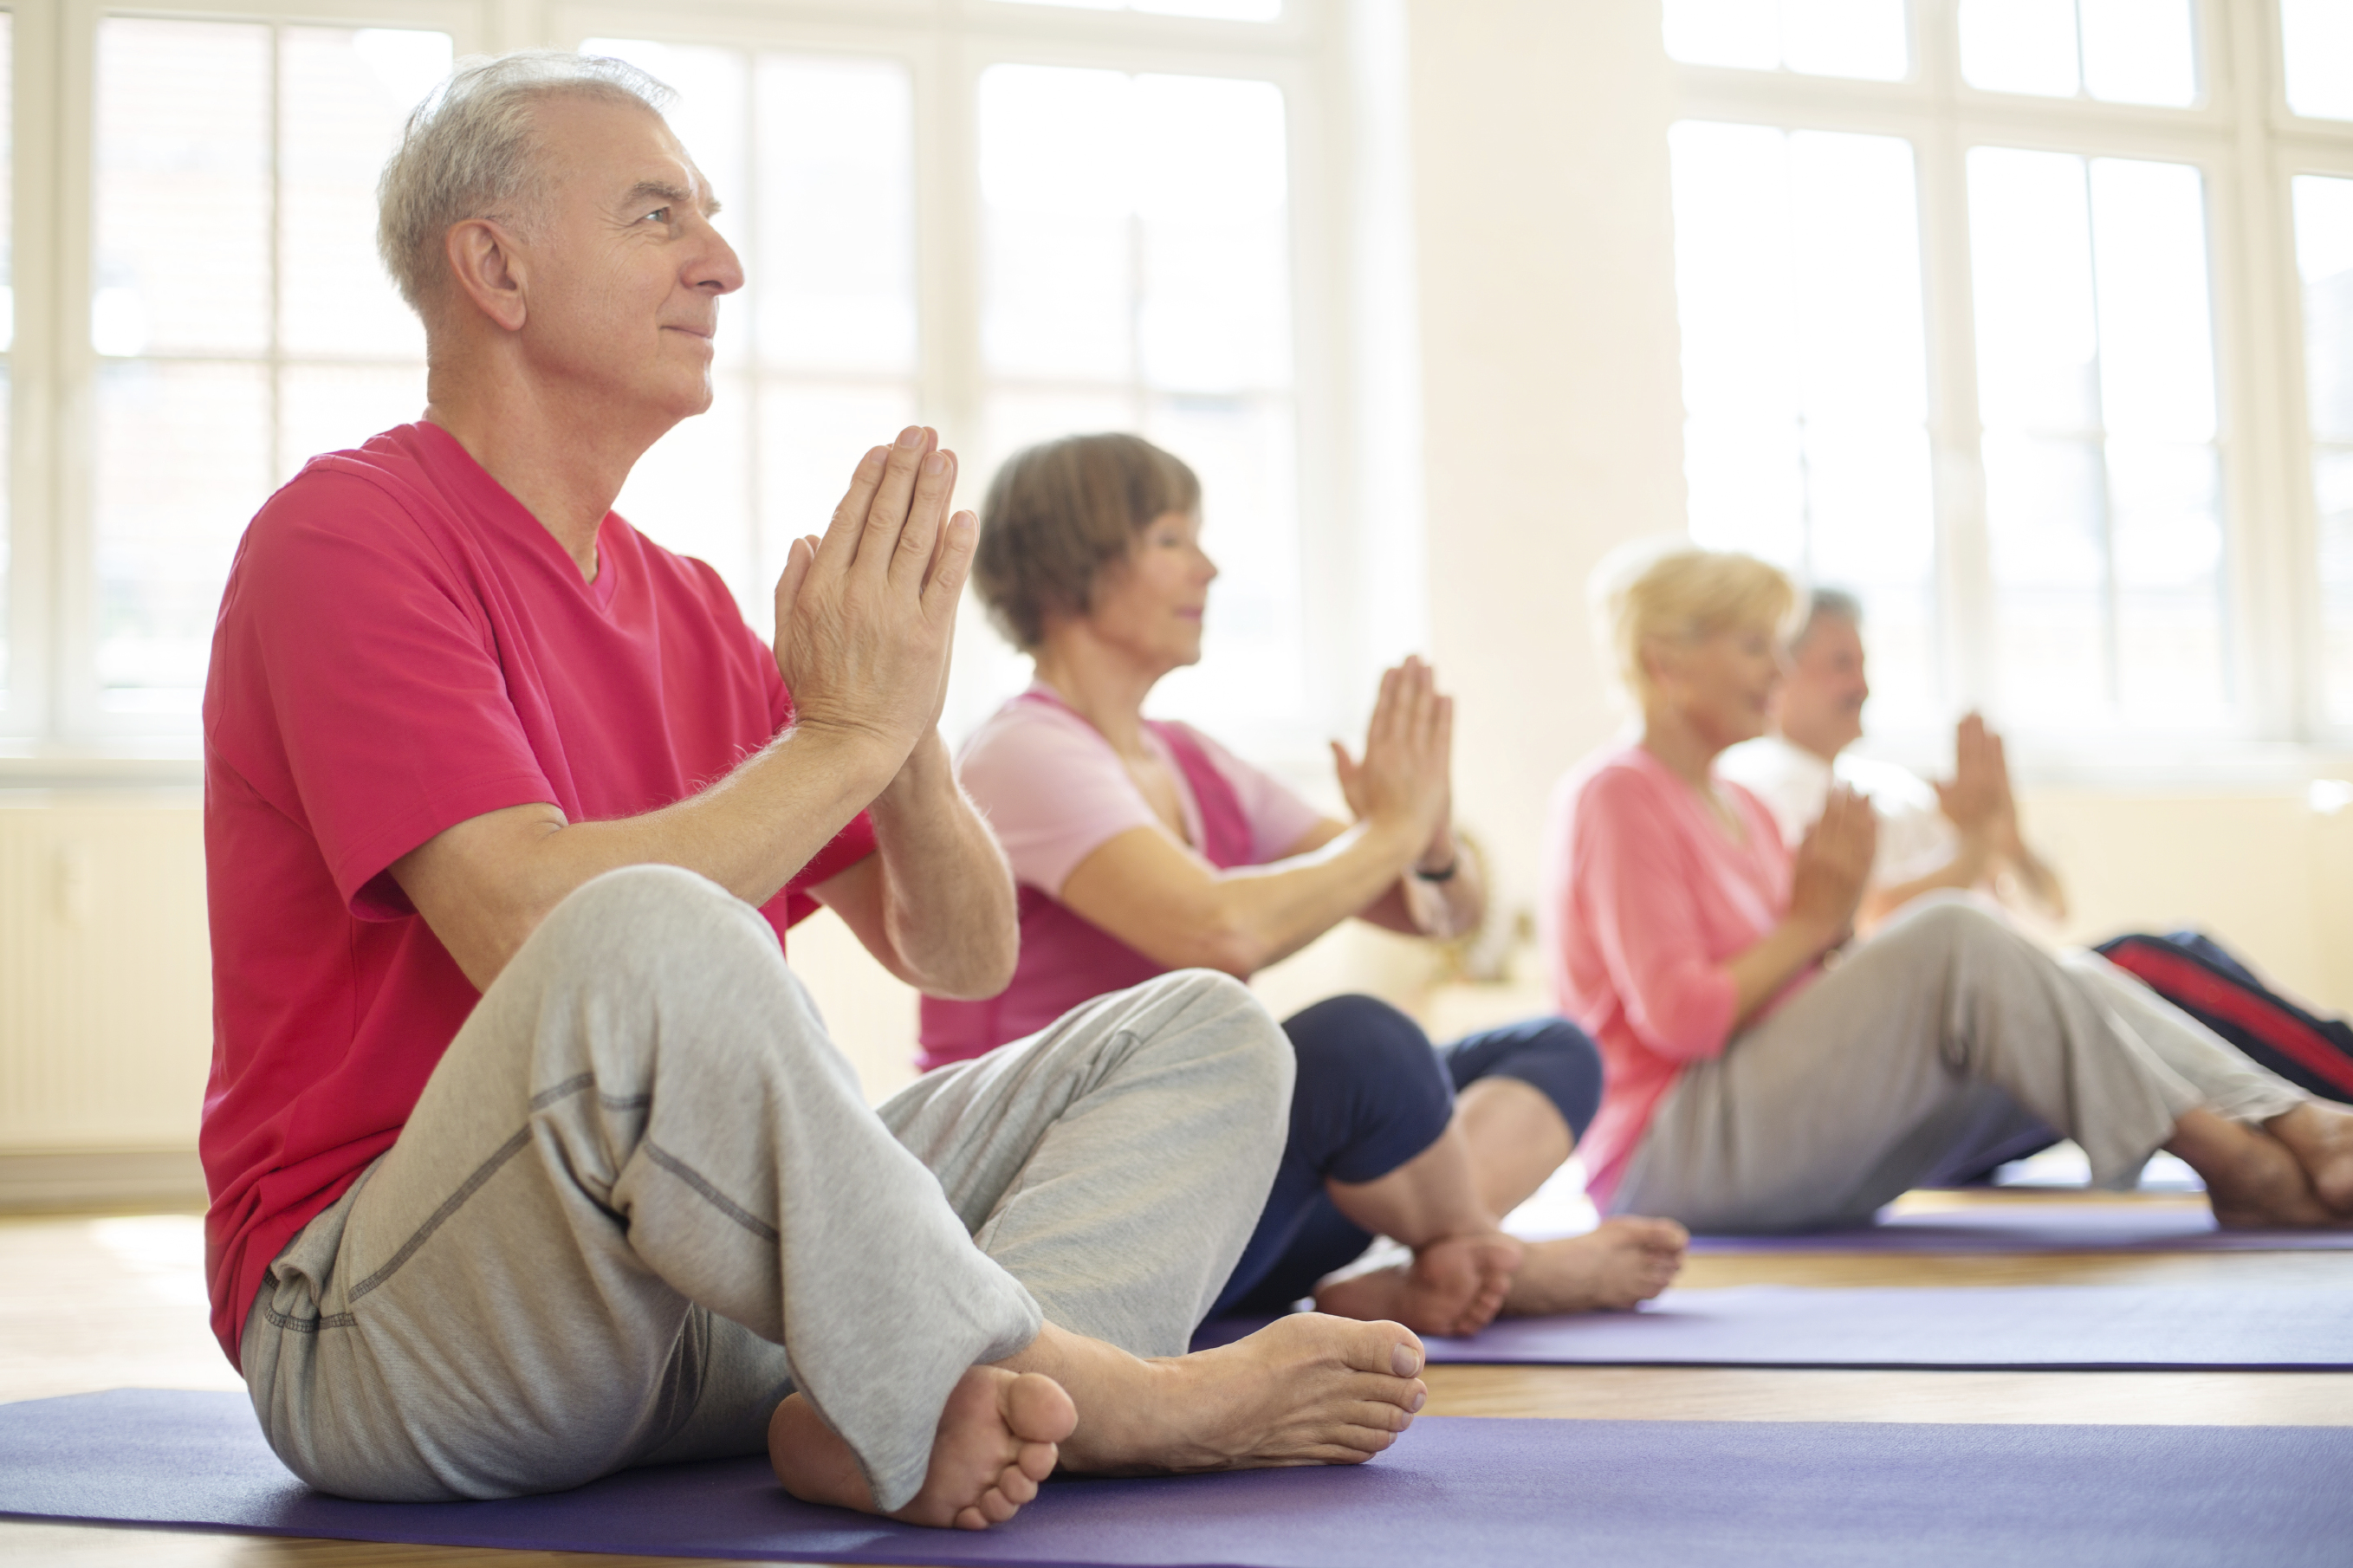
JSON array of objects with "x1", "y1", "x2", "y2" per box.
[{"x1": 4, "y1": 1193, "x2": 2349, "y2": 1567}]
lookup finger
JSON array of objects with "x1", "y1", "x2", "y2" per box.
[
  {"x1": 774, "y1": 535, "x2": 815, "y2": 632},
  {"x1": 854, "y1": 424, "x2": 933, "y2": 578},
  {"x1": 1330, "y1": 739, "x2": 1359, "y2": 785},
  {"x1": 1432, "y1": 693, "x2": 1455, "y2": 762},
  {"x1": 818, "y1": 446, "x2": 890, "y2": 573},
  {"x1": 920, "y1": 509, "x2": 979, "y2": 624},
  {"x1": 1370, "y1": 664, "x2": 1406, "y2": 748},
  {"x1": 892, "y1": 444, "x2": 956, "y2": 593}
]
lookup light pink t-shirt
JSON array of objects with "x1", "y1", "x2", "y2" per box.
[
  {"x1": 958, "y1": 687, "x2": 1324, "y2": 898},
  {"x1": 919, "y1": 689, "x2": 1326, "y2": 1070},
  {"x1": 1539, "y1": 743, "x2": 1817, "y2": 1206}
]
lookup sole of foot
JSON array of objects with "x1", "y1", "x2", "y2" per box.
[
  {"x1": 1501, "y1": 1215, "x2": 1689, "y2": 1318},
  {"x1": 2268, "y1": 1104, "x2": 2353, "y2": 1218},
  {"x1": 768, "y1": 1364, "x2": 1074, "y2": 1531},
  {"x1": 1313, "y1": 1232, "x2": 1524, "y2": 1338},
  {"x1": 1057, "y1": 1312, "x2": 1428, "y2": 1476}
]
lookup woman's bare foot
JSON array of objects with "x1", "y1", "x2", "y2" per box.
[
  {"x1": 1501, "y1": 1216, "x2": 1689, "y2": 1316},
  {"x1": 1007, "y1": 1313, "x2": 1427, "y2": 1475},
  {"x1": 2266, "y1": 1102, "x2": 2353, "y2": 1216},
  {"x1": 768, "y1": 1365, "x2": 1075, "y2": 1531},
  {"x1": 2170, "y1": 1109, "x2": 2340, "y2": 1228},
  {"x1": 1313, "y1": 1232, "x2": 1523, "y2": 1338}
]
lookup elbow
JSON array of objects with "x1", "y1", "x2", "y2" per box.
[{"x1": 1187, "y1": 911, "x2": 1272, "y2": 979}]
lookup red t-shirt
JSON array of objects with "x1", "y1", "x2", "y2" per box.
[{"x1": 199, "y1": 421, "x2": 876, "y2": 1364}]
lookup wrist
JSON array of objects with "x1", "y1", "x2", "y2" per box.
[
  {"x1": 781, "y1": 714, "x2": 907, "y2": 797},
  {"x1": 1414, "y1": 825, "x2": 1459, "y2": 878}
]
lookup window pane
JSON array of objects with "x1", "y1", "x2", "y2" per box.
[
  {"x1": 279, "y1": 365, "x2": 427, "y2": 486},
  {"x1": 755, "y1": 55, "x2": 916, "y2": 375},
  {"x1": 2079, "y1": 0, "x2": 2197, "y2": 105},
  {"x1": 95, "y1": 19, "x2": 270, "y2": 355},
  {"x1": 1961, "y1": 0, "x2": 2198, "y2": 103},
  {"x1": 2283, "y1": 0, "x2": 2353, "y2": 121},
  {"x1": 1970, "y1": 147, "x2": 2099, "y2": 433},
  {"x1": 2295, "y1": 175, "x2": 2353, "y2": 722},
  {"x1": 94, "y1": 364, "x2": 271, "y2": 709},
  {"x1": 976, "y1": 62, "x2": 1302, "y2": 731},
  {"x1": 1663, "y1": 0, "x2": 1908, "y2": 78},
  {"x1": 1669, "y1": 121, "x2": 1937, "y2": 717},
  {"x1": 280, "y1": 29, "x2": 450, "y2": 358},
  {"x1": 981, "y1": 66, "x2": 1136, "y2": 380},
  {"x1": 1960, "y1": 0, "x2": 2082, "y2": 95},
  {"x1": 1969, "y1": 148, "x2": 2226, "y2": 724}
]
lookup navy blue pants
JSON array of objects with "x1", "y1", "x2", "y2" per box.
[{"x1": 1209, "y1": 995, "x2": 1605, "y2": 1318}]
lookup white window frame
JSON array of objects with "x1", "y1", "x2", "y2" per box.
[
  {"x1": 3, "y1": 0, "x2": 1388, "y2": 785},
  {"x1": 1671, "y1": 0, "x2": 2353, "y2": 775}
]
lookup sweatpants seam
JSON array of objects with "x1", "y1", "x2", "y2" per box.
[
  {"x1": 644, "y1": 1139, "x2": 781, "y2": 1244},
  {"x1": 263, "y1": 1304, "x2": 359, "y2": 1332},
  {"x1": 350, "y1": 1124, "x2": 535, "y2": 1302}
]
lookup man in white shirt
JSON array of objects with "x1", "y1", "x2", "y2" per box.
[{"x1": 1720, "y1": 589, "x2": 2068, "y2": 935}]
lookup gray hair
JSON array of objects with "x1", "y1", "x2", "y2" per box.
[
  {"x1": 1794, "y1": 586, "x2": 1864, "y2": 645},
  {"x1": 376, "y1": 50, "x2": 677, "y2": 314}
]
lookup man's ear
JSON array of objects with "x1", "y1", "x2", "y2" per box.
[{"x1": 444, "y1": 218, "x2": 529, "y2": 333}]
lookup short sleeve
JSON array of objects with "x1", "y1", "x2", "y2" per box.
[
  {"x1": 956, "y1": 703, "x2": 1164, "y2": 897},
  {"x1": 207, "y1": 469, "x2": 557, "y2": 921},
  {"x1": 1569, "y1": 768, "x2": 1741, "y2": 1061},
  {"x1": 1176, "y1": 726, "x2": 1329, "y2": 861}
]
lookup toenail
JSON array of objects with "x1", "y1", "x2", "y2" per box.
[
  {"x1": 1409, "y1": 1387, "x2": 1426, "y2": 1413},
  {"x1": 1390, "y1": 1343, "x2": 1423, "y2": 1378}
]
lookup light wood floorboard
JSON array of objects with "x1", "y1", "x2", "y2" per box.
[{"x1": 5, "y1": 1195, "x2": 2347, "y2": 1566}]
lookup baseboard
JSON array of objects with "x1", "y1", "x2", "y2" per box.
[{"x1": 0, "y1": 1148, "x2": 206, "y2": 1214}]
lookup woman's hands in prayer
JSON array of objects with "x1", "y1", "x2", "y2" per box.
[
  {"x1": 1331, "y1": 656, "x2": 1456, "y2": 862},
  {"x1": 1788, "y1": 785, "x2": 1877, "y2": 949}
]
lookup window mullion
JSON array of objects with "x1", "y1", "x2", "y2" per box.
[{"x1": 1918, "y1": 99, "x2": 1992, "y2": 717}]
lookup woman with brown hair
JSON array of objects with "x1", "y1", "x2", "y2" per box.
[{"x1": 924, "y1": 432, "x2": 1689, "y2": 1338}]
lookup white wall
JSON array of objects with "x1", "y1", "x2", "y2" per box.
[{"x1": 1405, "y1": 0, "x2": 1690, "y2": 923}]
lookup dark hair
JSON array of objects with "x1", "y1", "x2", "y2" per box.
[
  {"x1": 1795, "y1": 586, "x2": 1864, "y2": 646},
  {"x1": 974, "y1": 433, "x2": 1202, "y2": 650}
]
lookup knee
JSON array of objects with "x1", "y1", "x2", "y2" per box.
[
  {"x1": 1880, "y1": 895, "x2": 2011, "y2": 962},
  {"x1": 538, "y1": 865, "x2": 773, "y2": 973},
  {"x1": 1482, "y1": 1020, "x2": 1605, "y2": 1141},
  {"x1": 1135, "y1": 968, "x2": 1295, "y2": 1108},
  {"x1": 1284, "y1": 995, "x2": 1437, "y2": 1087}
]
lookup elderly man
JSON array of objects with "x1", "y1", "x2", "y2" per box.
[
  {"x1": 1720, "y1": 588, "x2": 2068, "y2": 935},
  {"x1": 199, "y1": 51, "x2": 1426, "y2": 1532}
]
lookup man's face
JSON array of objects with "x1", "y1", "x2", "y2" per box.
[
  {"x1": 1774, "y1": 612, "x2": 1870, "y2": 761},
  {"x1": 514, "y1": 95, "x2": 742, "y2": 429}
]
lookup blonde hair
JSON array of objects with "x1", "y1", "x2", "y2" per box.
[{"x1": 1589, "y1": 540, "x2": 1796, "y2": 707}]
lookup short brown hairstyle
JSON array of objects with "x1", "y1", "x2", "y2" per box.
[{"x1": 974, "y1": 433, "x2": 1202, "y2": 650}]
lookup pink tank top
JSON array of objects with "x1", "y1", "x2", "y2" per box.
[{"x1": 918, "y1": 691, "x2": 1256, "y2": 1070}]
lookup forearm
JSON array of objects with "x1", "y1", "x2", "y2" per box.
[
  {"x1": 1724, "y1": 914, "x2": 1841, "y2": 1028},
  {"x1": 1364, "y1": 832, "x2": 1485, "y2": 940},
  {"x1": 399, "y1": 722, "x2": 899, "y2": 990},
  {"x1": 1857, "y1": 834, "x2": 1994, "y2": 933},
  {"x1": 862, "y1": 735, "x2": 1020, "y2": 996},
  {"x1": 1197, "y1": 820, "x2": 1427, "y2": 973},
  {"x1": 2000, "y1": 841, "x2": 2068, "y2": 923}
]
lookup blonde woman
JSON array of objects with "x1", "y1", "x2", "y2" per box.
[{"x1": 1540, "y1": 542, "x2": 2353, "y2": 1233}]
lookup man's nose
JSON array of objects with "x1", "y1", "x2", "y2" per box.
[{"x1": 692, "y1": 218, "x2": 745, "y2": 295}]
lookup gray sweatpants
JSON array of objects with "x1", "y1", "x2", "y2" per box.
[
  {"x1": 239, "y1": 865, "x2": 1289, "y2": 1512},
  {"x1": 1610, "y1": 896, "x2": 2307, "y2": 1232}
]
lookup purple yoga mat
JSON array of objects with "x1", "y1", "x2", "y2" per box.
[
  {"x1": 3, "y1": 1390, "x2": 2349, "y2": 1567},
  {"x1": 1198, "y1": 1283, "x2": 2353, "y2": 1368},
  {"x1": 1687, "y1": 1202, "x2": 2353, "y2": 1254}
]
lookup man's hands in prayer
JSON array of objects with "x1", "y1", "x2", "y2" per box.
[{"x1": 774, "y1": 425, "x2": 974, "y2": 773}]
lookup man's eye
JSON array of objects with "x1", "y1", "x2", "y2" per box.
[{"x1": 642, "y1": 207, "x2": 671, "y2": 224}]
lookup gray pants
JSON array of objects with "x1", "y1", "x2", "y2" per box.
[
  {"x1": 239, "y1": 865, "x2": 1289, "y2": 1512},
  {"x1": 1611, "y1": 896, "x2": 2307, "y2": 1232}
]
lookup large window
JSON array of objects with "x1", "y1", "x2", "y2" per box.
[
  {"x1": 4, "y1": 0, "x2": 1356, "y2": 762},
  {"x1": 1663, "y1": 0, "x2": 2353, "y2": 754}
]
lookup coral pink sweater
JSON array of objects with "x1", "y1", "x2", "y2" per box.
[{"x1": 1539, "y1": 743, "x2": 1817, "y2": 1205}]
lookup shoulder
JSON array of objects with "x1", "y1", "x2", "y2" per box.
[
  {"x1": 957, "y1": 697, "x2": 1118, "y2": 801},
  {"x1": 1837, "y1": 754, "x2": 1939, "y2": 812},
  {"x1": 1566, "y1": 748, "x2": 1671, "y2": 818}
]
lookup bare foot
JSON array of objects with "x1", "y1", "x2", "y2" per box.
[
  {"x1": 1501, "y1": 1216, "x2": 1689, "y2": 1316},
  {"x1": 1009, "y1": 1313, "x2": 1426, "y2": 1476},
  {"x1": 768, "y1": 1365, "x2": 1074, "y2": 1531},
  {"x1": 1313, "y1": 1232, "x2": 1524, "y2": 1338},
  {"x1": 2172, "y1": 1110, "x2": 2339, "y2": 1229},
  {"x1": 2266, "y1": 1102, "x2": 2353, "y2": 1217}
]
